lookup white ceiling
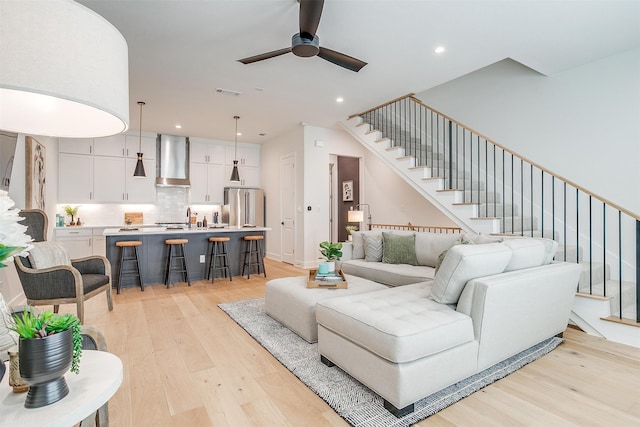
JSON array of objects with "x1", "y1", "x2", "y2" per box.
[{"x1": 78, "y1": 0, "x2": 640, "y2": 143}]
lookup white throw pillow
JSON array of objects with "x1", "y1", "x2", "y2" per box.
[
  {"x1": 28, "y1": 241, "x2": 71, "y2": 269},
  {"x1": 431, "y1": 243, "x2": 512, "y2": 304},
  {"x1": 414, "y1": 232, "x2": 464, "y2": 267},
  {"x1": 503, "y1": 238, "x2": 555, "y2": 272}
]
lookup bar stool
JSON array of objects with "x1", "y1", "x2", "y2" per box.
[
  {"x1": 115, "y1": 240, "x2": 143, "y2": 294},
  {"x1": 206, "y1": 236, "x2": 232, "y2": 282},
  {"x1": 164, "y1": 238, "x2": 191, "y2": 288},
  {"x1": 242, "y1": 235, "x2": 266, "y2": 279}
]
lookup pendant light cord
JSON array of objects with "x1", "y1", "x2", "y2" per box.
[
  {"x1": 138, "y1": 101, "x2": 145, "y2": 151},
  {"x1": 234, "y1": 115, "x2": 239, "y2": 159}
]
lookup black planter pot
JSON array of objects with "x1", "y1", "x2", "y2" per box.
[{"x1": 19, "y1": 328, "x2": 73, "y2": 408}]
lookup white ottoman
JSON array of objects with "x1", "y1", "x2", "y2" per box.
[{"x1": 265, "y1": 274, "x2": 387, "y2": 343}]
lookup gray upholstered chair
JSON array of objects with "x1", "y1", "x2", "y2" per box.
[{"x1": 13, "y1": 209, "x2": 113, "y2": 323}]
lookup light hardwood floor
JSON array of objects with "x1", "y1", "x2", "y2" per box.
[{"x1": 55, "y1": 259, "x2": 639, "y2": 426}]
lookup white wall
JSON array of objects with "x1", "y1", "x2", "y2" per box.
[
  {"x1": 261, "y1": 123, "x2": 456, "y2": 268},
  {"x1": 415, "y1": 48, "x2": 640, "y2": 216}
]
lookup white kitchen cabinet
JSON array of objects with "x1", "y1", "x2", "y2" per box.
[
  {"x1": 125, "y1": 135, "x2": 156, "y2": 159},
  {"x1": 92, "y1": 228, "x2": 107, "y2": 257},
  {"x1": 225, "y1": 144, "x2": 259, "y2": 167},
  {"x1": 58, "y1": 153, "x2": 94, "y2": 203},
  {"x1": 225, "y1": 165, "x2": 260, "y2": 187},
  {"x1": 55, "y1": 228, "x2": 93, "y2": 259},
  {"x1": 59, "y1": 138, "x2": 94, "y2": 155},
  {"x1": 191, "y1": 163, "x2": 225, "y2": 203},
  {"x1": 93, "y1": 135, "x2": 126, "y2": 157},
  {"x1": 93, "y1": 156, "x2": 126, "y2": 202},
  {"x1": 125, "y1": 158, "x2": 156, "y2": 202},
  {"x1": 191, "y1": 140, "x2": 225, "y2": 164}
]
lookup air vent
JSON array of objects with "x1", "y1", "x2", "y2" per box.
[{"x1": 215, "y1": 88, "x2": 242, "y2": 96}]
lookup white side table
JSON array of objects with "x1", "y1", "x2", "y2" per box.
[{"x1": 0, "y1": 350, "x2": 123, "y2": 427}]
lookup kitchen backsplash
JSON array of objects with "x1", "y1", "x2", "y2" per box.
[{"x1": 55, "y1": 187, "x2": 222, "y2": 226}]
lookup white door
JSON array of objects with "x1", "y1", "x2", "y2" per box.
[{"x1": 280, "y1": 154, "x2": 295, "y2": 264}]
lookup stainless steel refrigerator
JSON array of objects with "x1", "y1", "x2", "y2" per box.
[{"x1": 222, "y1": 187, "x2": 265, "y2": 227}]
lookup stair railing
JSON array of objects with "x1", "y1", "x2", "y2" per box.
[{"x1": 354, "y1": 94, "x2": 639, "y2": 323}]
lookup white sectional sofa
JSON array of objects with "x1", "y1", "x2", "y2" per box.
[{"x1": 315, "y1": 232, "x2": 581, "y2": 416}]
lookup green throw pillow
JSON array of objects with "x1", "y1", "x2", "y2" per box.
[{"x1": 382, "y1": 232, "x2": 418, "y2": 265}]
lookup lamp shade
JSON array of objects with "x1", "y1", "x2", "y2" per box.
[
  {"x1": 348, "y1": 210, "x2": 364, "y2": 223},
  {"x1": 0, "y1": 0, "x2": 130, "y2": 137}
]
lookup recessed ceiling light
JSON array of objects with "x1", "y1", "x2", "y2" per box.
[
  {"x1": 175, "y1": 124, "x2": 182, "y2": 129},
  {"x1": 336, "y1": 97, "x2": 344, "y2": 103},
  {"x1": 434, "y1": 46, "x2": 446, "y2": 54},
  {"x1": 236, "y1": 132, "x2": 242, "y2": 136}
]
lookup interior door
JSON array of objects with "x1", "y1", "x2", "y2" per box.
[{"x1": 280, "y1": 154, "x2": 295, "y2": 264}]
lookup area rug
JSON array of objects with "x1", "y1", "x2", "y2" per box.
[{"x1": 219, "y1": 298, "x2": 562, "y2": 427}]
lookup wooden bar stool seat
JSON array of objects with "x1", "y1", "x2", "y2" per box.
[
  {"x1": 206, "y1": 236, "x2": 232, "y2": 282},
  {"x1": 164, "y1": 239, "x2": 191, "y2": 288},
  {"x1": 115, "y1": 240, "x2": 143, "y2": 293},
  {"x1": 242, "y1": 235, "x2": 266, "y2": 279}
]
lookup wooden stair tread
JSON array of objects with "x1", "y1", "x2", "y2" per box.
[{"x1": 600, "y1": 316, "x2": 640, "y2": 328}]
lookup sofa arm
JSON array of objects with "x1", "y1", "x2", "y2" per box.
[
  {"x1": 340, "y1": 242, "x2": 353, "y2": 262},
  {"x1": 457, "y1": 262, "x2": 581, "y2": 371}
]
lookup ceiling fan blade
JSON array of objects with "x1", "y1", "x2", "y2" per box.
[
  {"x1": 238, "y1": 47, "x2": 292, "y2": 64},
  {"x1": 299, "y1": 0, "x2": 324, "y2": 39},
  {"x1": 318, "y1": 47, "x2": 367, "y2": 72}
]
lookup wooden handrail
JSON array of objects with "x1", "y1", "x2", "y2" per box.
[
  {"x1": 351, "y1": 94, "x2": 639, "y2": 220},
  {"x1": 348, "y1": 93, "x2": 415, "y2": 120},
  {"x1": 370, "y1": 223, "x2": 463, "y2": 233}
]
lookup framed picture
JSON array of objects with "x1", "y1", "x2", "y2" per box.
[
  {"x1": 25, "y1": 136, "x2": 46, "y2": 210},
  {"x1": 342, "y1": 180, "x2": 353, "y2": 202}
]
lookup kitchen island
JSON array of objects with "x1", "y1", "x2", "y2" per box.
[{"x1": 104, "y1": 226, "x2": 270, "y2": 289}]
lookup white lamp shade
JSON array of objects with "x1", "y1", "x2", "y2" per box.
[
  {"x1": 0, "y1": 0, "x2": 130, "y2": 137},
  {"x1": 348, "y1": 210, "x2": 364, "y2": 223}
]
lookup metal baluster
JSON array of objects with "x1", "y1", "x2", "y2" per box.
[{"x1": 589, "y1": 195, "x2": 592, "y2": 293}]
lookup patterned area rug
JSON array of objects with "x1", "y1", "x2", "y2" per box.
[{"x1": 219, "y1": 298, "x2": 562, "y2": 427}]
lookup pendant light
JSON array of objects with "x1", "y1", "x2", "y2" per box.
[
  {"x1": 133, "y1": 101, "x2": 146, "y2": 177},
  {"x1": 0, "y1": 0, "x2": 129, "y2": 137},
  {"x1": 229, "y1": 115, "x2": 241, "y2": 183}
]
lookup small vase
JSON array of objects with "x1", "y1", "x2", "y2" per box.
[
  {"x1": 8, "y1": 350, "x2": 29, "y2": 393},
  {"x1": 326, "y1": 261, "x2": 336, "y2": 272},
  {"x1": 19, "y1": 328, "x2": 73, "y2": 408},
  {"x1": 347, "y1": 235, "x2": 353, "y2": 241}
]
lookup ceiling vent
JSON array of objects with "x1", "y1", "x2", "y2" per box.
[{"x1": 215, "y1": 88, "x2": 242, "y2": 96}]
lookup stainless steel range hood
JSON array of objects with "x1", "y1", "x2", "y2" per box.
[{"x1": 156, "y1": 134, "x2": 190, "y2": 187}]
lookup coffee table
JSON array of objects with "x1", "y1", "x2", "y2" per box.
[
  {"x1": 265, "y1": 274, "x2": 387, "y2": 343},
  {"x1": 0, "y1": 350, "x2": 123, "y2": 427}
]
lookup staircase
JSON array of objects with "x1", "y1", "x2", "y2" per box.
[{"x1": 340, "y1": 94, "x2": 639, "y2": 348}]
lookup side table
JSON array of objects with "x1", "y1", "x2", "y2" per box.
[{"x1": 0, "y1": 350, "x2": 123, "y2": 427}]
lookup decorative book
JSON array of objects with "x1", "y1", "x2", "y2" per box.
[{"x1": 307, "y1": 269, "x2": 348, "y2": 289}]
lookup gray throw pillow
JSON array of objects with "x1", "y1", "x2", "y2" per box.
[
  {"x1": 363, "y1": 234, "x2": 383, "y2": 262},
  {"x1": 382, "y1": 232, "x2": 418, "y2": 265}
]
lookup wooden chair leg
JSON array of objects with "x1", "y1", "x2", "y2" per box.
[
  {"x1": 76, "y1": 301, "x2": 84, "y2": 324},
  {"x1": 106, "y1": 286, "x2": 113, "y2": 311},
  {"x1": 53, "y1": 304, "x2": 60, "y2": 313}
]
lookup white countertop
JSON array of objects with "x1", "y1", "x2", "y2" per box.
[{"x1": 103, "y1": 226, "x2": 270, "y2": 236}]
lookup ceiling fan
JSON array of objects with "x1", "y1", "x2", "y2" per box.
[{"x1": 238, "y1": 0, "x2": 367, "y2": 72}]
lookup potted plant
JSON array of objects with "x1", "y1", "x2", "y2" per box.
[
  {"x1": 63, "y1": 205, "x2": 79, "y2": 226},
  {"x1": 319, "y1": 241, "x2": 343, "y2": 273},
  {"x1": 10, "y1": 309, "x2": 82, "y2": 408},
  {"x1": 345, "y1": 225, "x2": 358, "y2": 241}
]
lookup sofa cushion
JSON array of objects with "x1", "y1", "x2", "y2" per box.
[
  {"x1": 351, "y1": 230, "x2": 382, "y2": 260},
  {"x1": 382, "y1": 232, "x2": 418, "y2": 265},
  {"x1": 431, "y1": 243, "x2": 512, "y2": 304},
  {"x1": 435, "y1": 234, "x2": 475, "y2": 274},
  {"x1": 503, "y1": 238, "x2": 557, "y2": 272},
  {"x1": 414, "y1": 232, "x2": 463, "y2": 267},
  {"x1": 363, "y1": 234, "x2": 383, "y2": 262},
  {"x1": 341, "y1": 259, "x2": 434, "y2": 287},
  {"x1": 316, "y1": 282, "x2": 475, "y2": 364}
]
